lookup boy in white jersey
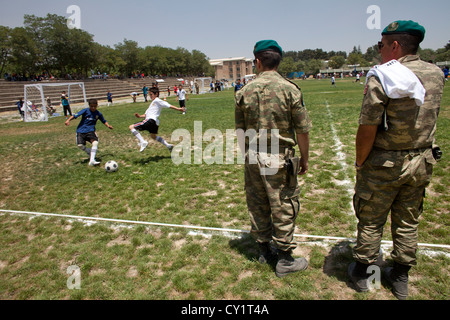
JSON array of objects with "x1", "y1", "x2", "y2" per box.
[
  {"x1": 129, "y1": 87, "x2": 185, "y2": 152},
  {"x1": 176, "y1": 84, "x2": 188, "y2": 114}
]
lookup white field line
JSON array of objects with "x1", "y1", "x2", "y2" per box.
[
  {"x1": 2, "y1": 209, "x2": 450, "y2": 255},
  {"x1": 325, "y1": 101, "x2": 354, "y2": 212}
]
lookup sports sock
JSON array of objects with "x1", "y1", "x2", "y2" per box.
[
  {"x1": 156, "y1": 136, "x2": 170, "y2": 147},
  {"x1": 90, "y1": 141, "x2": 98, "y2": 162},
  {"x1": 131, "y1": 129, "x2": 146, "y2": 144},
  {"x1": 78, "y1": 144, "x2": 91, "y2": 156}
]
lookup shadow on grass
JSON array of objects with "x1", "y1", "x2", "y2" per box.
[
  {"x1": 134, "y1": 155, "x2": 172, "y2": 165},
  {"x1": 228, "y1": 234, "x2": 278, "y2": 271},
  {"x1": 228, "y1": 234, "x2": 259, "y2": 261},
  {"x1": 323, "y1": 240, "x2": 355, "y2": 290},
  {"x1": 323, "y1": 240, "x2": 392, "y2": 293}
]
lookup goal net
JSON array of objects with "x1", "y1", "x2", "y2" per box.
[{"x1": 23, "y1": 82, "x2": 88, "y2": 122}]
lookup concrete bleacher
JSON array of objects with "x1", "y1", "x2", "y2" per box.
[{"x1": 0, "y1": 77, "x2": 193, "y2": 113}]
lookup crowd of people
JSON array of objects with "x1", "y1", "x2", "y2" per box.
[{"x1": 4, "y1": 72, "x2": 53, "y2": 82}]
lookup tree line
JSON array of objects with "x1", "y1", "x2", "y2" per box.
[
  {"x1": 0, "y1": 14, "x2": 214, "y2": 80},
  {"x1": 278, "y1": 43, "x2": 450, "y2": 76},
  {"x1": 1, "y1": 13, "x2": 449, "y2": 80}
]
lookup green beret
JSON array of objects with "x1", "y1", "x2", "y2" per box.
[
  {"x1": 382, "y1": 20, "x2": 425, "y2": 43},
  {"x1": 253, "y1": 40, "x2": 283, "y2": 56}
]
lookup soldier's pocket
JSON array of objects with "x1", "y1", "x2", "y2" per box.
[
  {"x1": 353, "y1": 186, "x2": 373, "y2": 219},
  {"x1": 424, "y1": 148, "x2": 437, "y2": 165},
  {"x1": 369, "y1": 150, "x2": 397, "y2": 168},
  {"x1": 423, "y1": 148, "x2": 436, "y2": 179}
]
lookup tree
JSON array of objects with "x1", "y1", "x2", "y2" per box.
[
  {"x1": 0, "y1": 13, "x2": 234, "y2": 79},
  {"x1": 278, "y1": 57, "x2": 296, "y2": 77},
  {"x1": 23, "y1": 13, "x2": 96, "y2": 77},
  {"x1": 306, "y1": 59, "x2": 324, "y2": 75},
  {"x1": 432, "y1": 42, "x2": 450, "y2": 62},
  {"x1": 418, "y1": 48, "x2": 437, "y2": 62},
  {"x1": 347, "y1": 52, "x2": 369, "y2": 67},
  {"x1": 8, "y1": 27, "x2": 39, "y2": 75},
  {"x1": 114, "y1": 39, "x2": 142, "y2": 76},
  {"x1": 351, "y1": 45, "x2": 362, "y2": 54},
  {"x1": 0, "y1": 26, "x2": 11, "y2": 76},
  {"x1": 190, "y1": 50, "x2": 214, "y2": 76},
  {"x1": 295, "y1": 60, "x2": 306, "y2": 73},
  {"x1": 364, "y1": 45, "x2": 381, "y2": 64},
  {"x1": 328, "y1": 56, "x2": 345, "y2": 69},
  {"x1": 435, "y1": 47, "x2": 450, "y2": 62}
]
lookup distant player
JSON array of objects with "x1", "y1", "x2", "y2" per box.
[
  {"x1": 65, "y1": 99, "x2": 113, "y2": 166},
  {"x1": 129, "y1": 87, "x2": 185, "y2": 152},
  {"x1": 176, "y1": 84, "x2": 188, "y2": 114},
  {"x1": 331, "y1": 76, "x2": 336, "y2": 87},
  {"x1": 107, "y1": 90, "x2": 113, "y2": 106},
  {"x1": 61, "y1": 91, "x2": 72, "y2": 119},
  {"x1": 234, "y1": 79, "x2": 243, "y2": 92}
]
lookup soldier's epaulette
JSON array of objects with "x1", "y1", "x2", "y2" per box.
[
  {"x1": 282, "y1": 76, "x2": 305, "y2": 106},
  {"x1": 283, "y1": 76, "x2": 302, "y2": 92}
]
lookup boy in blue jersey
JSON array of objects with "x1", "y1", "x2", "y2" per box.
[{"x1": 65, "y1": 99, "x2": 113, "y2": 166}]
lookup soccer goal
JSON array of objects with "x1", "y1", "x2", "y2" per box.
[
  {"x1": 23, "y1": 82, "x2": 88, "y2": 122},
  {"x1": 194, "y1": 77, "x2": 213, "y2": 94}
]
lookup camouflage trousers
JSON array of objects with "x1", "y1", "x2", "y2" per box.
[
  {"x1": 353, "y1": 147, "x2": 436, "y2": 266},
  {"x1": 244, "y1": 152, "x2": 301, "y2": 252}
]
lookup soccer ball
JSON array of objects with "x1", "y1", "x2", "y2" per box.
[{"x1": 105, "y1": 160, "x2": 119, "y2": 173}]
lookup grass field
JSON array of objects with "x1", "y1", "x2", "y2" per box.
[{"x1": 0, "y1": 78, "x2": 448, "y2": 300}]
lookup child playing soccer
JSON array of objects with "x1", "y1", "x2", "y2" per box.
[
  {"x1": 176, "y1": 84, "x2": 188, "y2": 114},
  {"x1": 129, "y1": 87, "x2": 185, "y2": 152},
  {"x1": 65, "y1": 99, "x2": 113, "y2": 166}
]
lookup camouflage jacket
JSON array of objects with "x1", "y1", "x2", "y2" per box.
[
  {"x1": 360, "y1": 55, "x2": 445, "y2": 150},
  {"x1": 235, "y1": 71, "x2": 311, "y2": 147}
]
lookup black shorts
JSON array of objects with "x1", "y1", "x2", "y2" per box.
[
  {"x1": 134, "y1": 118, "x2": 159, "y2": 134},
  {"x1": 77, "y1": 132, "x2": 98, "y2": 145},
  {"x1": 179, "y1": 100, "x2": 186, "y2": 108}
]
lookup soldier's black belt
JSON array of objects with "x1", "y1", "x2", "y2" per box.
[{"x1": 373, "y1": 146, "x2": 431, "y2": 154}]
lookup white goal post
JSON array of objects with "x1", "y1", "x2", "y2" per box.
[{"x1": 23, "y1": 82, "x2": 88, "y2": 122}]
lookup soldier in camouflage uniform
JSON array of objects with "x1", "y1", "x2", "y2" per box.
[
  {"x1": 235, "y1": 40, "x2": 312, "y2": 278},
  {"x1": 348, "y1": 21, "x2": 445, "y2": 299}
]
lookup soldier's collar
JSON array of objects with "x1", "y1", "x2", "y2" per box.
[{"x1": 398, "y1": 55, "x2": 420, "y2": 63}]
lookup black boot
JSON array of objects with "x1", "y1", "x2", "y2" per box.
[
  {"x1": 275, "y1": 250, "x2": 308, "y2": 278},
  {"x1": 257, "y1": 242, "x2": 277, "y2": 264},
  {"x1": 348, "y1": 261, "x2": 370, "y2": 292},
  {"x1": 384, "y1": 262, "x2": 411, "y2": 300}
]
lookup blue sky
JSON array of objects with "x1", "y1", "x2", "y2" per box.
[{"x1": 1, "y1": 0, "x2": 449, "y2": 59}]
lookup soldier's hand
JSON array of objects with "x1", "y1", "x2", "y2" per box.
[{"x1": 299, "y1": 158, "x2": 308, "y2": 175}]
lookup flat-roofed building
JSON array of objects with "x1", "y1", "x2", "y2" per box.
[{"x1": 209, "y1": 57, "x2": 254, "y2": 82}]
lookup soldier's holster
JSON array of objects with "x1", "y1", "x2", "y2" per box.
[{"x1": 284, "y1": 149, "x2": 300, "y2": 188}]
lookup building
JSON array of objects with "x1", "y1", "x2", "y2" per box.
[{"x1": 209, "y1": 57, "x2": 254, "y2": 82}]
